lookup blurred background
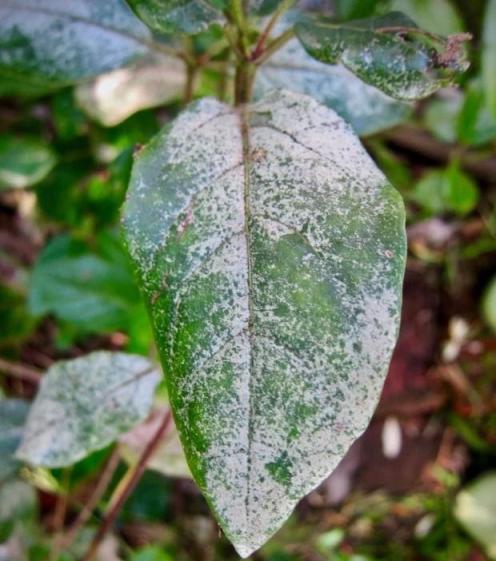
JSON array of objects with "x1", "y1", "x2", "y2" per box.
[{"x1": 1, "y1": 0, "x2": 496, "y2": 560}]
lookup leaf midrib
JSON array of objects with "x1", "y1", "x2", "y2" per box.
[{"x1": 239, "y1": 104, "x2": 256, "y2": 530}]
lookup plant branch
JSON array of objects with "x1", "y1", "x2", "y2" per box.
[
  {"x1": 254, "y1": 28, "x2": 295, "y2": 65},
  {"x1": 56, "y1": 447, "x2": 121, "y2": 554},
  {"x1": 81, "y1": 410, "x2": 173, "y2": 561},
  {"x1": 0, "y1": 357, "x2": 42, "y2": 384},
  {"x1": 250, "y1": 0, "x2": 295, "y2": 61},
  {"x1": 381, "y1": 124, "x2": 496, "y2": 183}
]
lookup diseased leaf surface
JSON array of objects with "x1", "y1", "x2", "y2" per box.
[
  {"x1": 0, "y1": 0, "x2": 152, "y2": 91},
  {"x1": 125, "y1": 0, "x2": 281, "y2": 34},
  {"x1": 76, "y1": 54, "x2": 185, "y2": 126},
  {"x1": 295, "y1": 11, "x2": 469, "y2": 100},
  {"x1": 0, "y1": 399, "x2": 29, "y2": 482},
  {"x1": 123, "y1": 89, "x2": 406, "y2": 556},
  {"x1": 256, "y1": 38, "x2": 411, "y2": 136},
  {"x1": 16, "y1": 351, "x2": 161, "y2": 467},
  {"x1": 125, "y1": 0, "x2": 227, "y2": 34}
]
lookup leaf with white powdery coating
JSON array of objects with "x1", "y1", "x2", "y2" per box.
[
  {"x1": 123, "y1": 89, "x2": 406, "y2": 556},
  {"x1": 0, "y1": 399, "x2": 30, "y2": 482},
  {"x1": 0, "y1": 0, "x2": 153, "y2": 93},
  {"x1": 256, "y1": 37, "x2": 411, "y2": 136},
  {"x1": 16, "y1": 351, "x2": 161, "y2": 467},
  {"x1": 295, "y1": 11, "x2": 470, "y2": 101},
  {"x1": 125, "y1": 0, "x2": 227, "y2": 34}
]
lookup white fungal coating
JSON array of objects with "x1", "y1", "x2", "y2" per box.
[
  {"x1": 16, "y1": 352, "x2": 160, "y2": 467},
  {"x1": 0, "y1": 0, "x2": 150, "y2": 84},
  {"x1": 256, "y1": 37, "x2": 411, "y2": 136},
  {"x1": 123, "y1": 90, "x2": 406, "y2": 556}
]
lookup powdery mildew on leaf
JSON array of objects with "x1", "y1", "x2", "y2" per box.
[
  {"x1": 123, "y1": 90, "x2": 406, "y2": 556},
  {"x1": 0, "y1": 399, "x2": 29, "y2": 481},
  {"x1": 295, "y1": 12, "x2": 470, "y2": 101},
  {"x1": 0, "y1": 0, "x2": 151, "y2": 88},
  {"x1": 256, "y1": 38, "x2": 411, "y2": 136},
  {"x1": 16, "y1": 351, "x2": 160, "y2": 467},
  {"x1": 126, "y1": 0, "x2": 227, "y2": 34}
]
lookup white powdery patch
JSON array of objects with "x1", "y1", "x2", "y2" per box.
[
  {"x1": 123, "y1": 89, "x2": 406, "y2": 557},
  {"x1": 16, "y1": 352, "x2": 160, "y2": 468},
  {"x1": 0, "y1": 0, "x2": 150, "y2": 81},
  {"x1": 256, "y1": 38, "x2": 411, "y2": 136}
]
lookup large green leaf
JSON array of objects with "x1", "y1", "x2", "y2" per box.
[
  {"x1": 0, "y1": 136, "x2": 56, "y2": 190},
  {"x1": 256, "y1": 37, "x2": 411, "y2": 136},
  {"x1": 123, "y1": 89, "x2": 406, "y2": 556},
  {"x1": 16, "y1": 351, "x2": 161, "y2": 467},
  {"x1": 0, "y1": 399, "x2": 30, "y2": 482},
  {"x1": 0, "y1": 0, "x2": 152, "y2": 92},
  {"x1": 295, "y1": 11, "x2": 469, "y2": 100}
]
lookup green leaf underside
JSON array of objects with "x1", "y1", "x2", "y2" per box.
[
  {"x1": 0, "y1": 0, "x2": 152, "y2": 90},
  {"x1": 0, "y1": 399, "x2": 29, "y2": 482},
  {"x1": 256, "y1": 38, "x2": 411, "y2": 136},
  {"x1": 295, "y1": 11, "x2": 469, "y2": 101},
  {"x1": 16, "y1": 351, "x2": 160, "y2": 467},
  {"x1": 123, "y1": 90, "x2": 406, "y2": 556}
]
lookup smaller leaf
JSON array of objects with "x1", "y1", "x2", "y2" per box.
[
  {"x1": 119, "y1": 406, "x2": 191, "y2": 478},
  {"x1": 0, "y1": 136, "x2": 56, "y2": 190},
  {"x1": 294, "y1": 11, "x2": 470, "y2": 100},
  {"x1": 0, "y1": 479, "x2": 37, "y2": 525},
  {"x1": 455, "y1": 472, "x2": 496, "y2": 559},
  {"x1": 482, "y1": 277, "x2": 496, "y2": 333},
  {"x1": 126, "y1": 0, "x2": 226, "y2": 34},
  {"x1": 28, "y1": 233, "x2": 147, "y2": 336},
  {"x1": 411, "y1": 163, "x2": 478, "y2": 216},
  {"x1": 443, "y1": 161, "x2": 479, "y2": 216},
  {"x1": 76, "y1": 55, "x2": 185, "y2": 126},
  {"x1": 16, "y1": 351, "x2": 161, "y2": 467},
  {"x1": 257, "y1": 37, "x2": 411, "y2": 136},
  {"x1": 0, "y1": 399, "x2": 30, "y2": 482}
]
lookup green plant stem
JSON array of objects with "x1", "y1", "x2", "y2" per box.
[
  {"x1": 254, "y1": 28, "x2": 295, "y2": 65},
  {"x1": 183, "y1": 63, "x2": 198, "y2": 104},
  {"x1": 234, "y1": 61, "x2": 256, "y2": 105},
  {"x1": 250, "y1": 0, "x2": 295, "y2": 60},
  {"x1": 81, "y1": 410, "x2": 172, "y2": 561}
]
